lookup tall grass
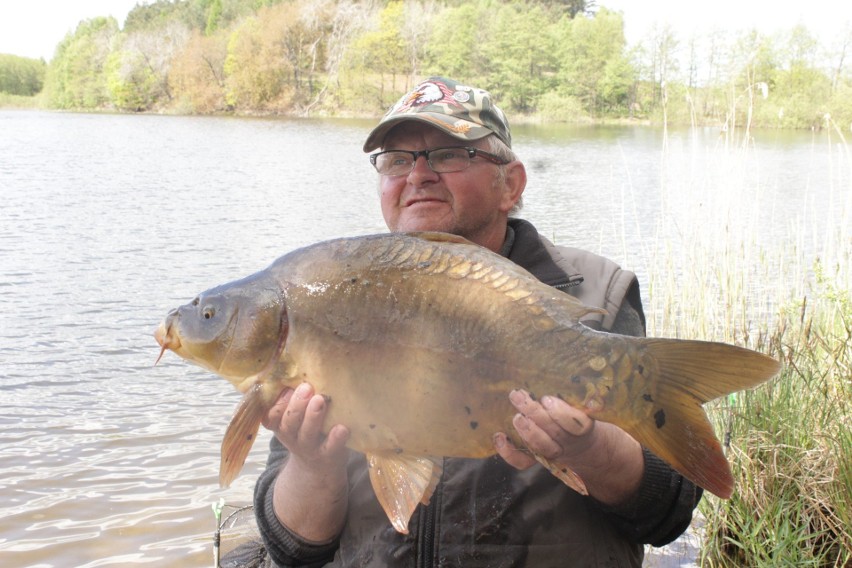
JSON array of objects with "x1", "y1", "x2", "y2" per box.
[{"x1": 641, "y1": 120, "x2": 851, "y2": 566}]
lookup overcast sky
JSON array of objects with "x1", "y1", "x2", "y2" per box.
[{"x1": 1, "y1": 0, "x2": 850, "y2": 61}]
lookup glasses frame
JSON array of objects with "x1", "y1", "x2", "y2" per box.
[{"x1": 369, "y1": 146, "x2": 510, "y2": 176}]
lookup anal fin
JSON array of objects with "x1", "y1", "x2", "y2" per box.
[
  {"x1": 367, "y1": 452, "x2": 443, "y2": 534},
  {"x1": 533, "y1": 454, "x2": 589, "y2": 496}
]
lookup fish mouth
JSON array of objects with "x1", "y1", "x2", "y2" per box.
[{"x1": 153, "y1": 318, "x2": 181, "y2": 365}]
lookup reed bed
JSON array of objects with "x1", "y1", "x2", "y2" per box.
[{"x1": 640, "y1": 123, "x2": 851, "y2": 566}]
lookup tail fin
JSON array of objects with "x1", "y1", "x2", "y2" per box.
[{"x1": 626, "y1": 339, "x2": 780, "y2": 498}]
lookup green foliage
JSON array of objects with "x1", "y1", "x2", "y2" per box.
[
  {"x1": 422, "y1": 2, "x2": 488, "y2": 79},
  {"x1": 30, "y1": 0, "x2": 852, "y2": 127},
  {"x1": 223, "y1": 16, "x2": 283, "y2": 109},
  {"x1": 370, "y1": 0, "x2": 406, "y2": 64},
  {"x1": 484, "y1": 3, "x2": 556, "y2": 113},
  {"x1": 105, "y1": 48, "x2": 161, "y2": 111},
  {"x1": 536, "y1": 91, "x2": 585, "y2": 121},
  {"x1": 0, "y1": 91, "x2": 42, "y2": 108},
  {"x1": 0, "y1": 54, "x2": 46, "y2": 96},
  {"x1": 44, "y1": 17, "x2": 119, "y2": 109},
  {"x1": 124, "y1": 0, "x2": 187, "y2": 32},
  {"x1": 700, "y1": 284, "x2": 852, "y2": 566},
  {"x1": 205, "y1": 0, "x2": 223, "y2": 35},
  {"x1": 553, "y1": 8, "x2": 631, "y2": 116}
]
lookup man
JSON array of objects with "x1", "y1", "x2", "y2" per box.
[{"x1": 251, "y1": 77, "x2": 701, "y2": 567}]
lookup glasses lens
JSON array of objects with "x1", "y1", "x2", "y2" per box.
[
  {"x1": 374, "y1": 151, "x2": 414, "y2": 176},
  {"x1": 429, "y1": 148, "x2": 471, "y2": 173}
]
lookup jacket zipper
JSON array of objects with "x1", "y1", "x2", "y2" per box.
[
  {"x1": 415, "y1": 469, "x2": 439, "y2": 568},
  {"x1": 553, "y1": 275, "x2": 584, "y2": 291}
]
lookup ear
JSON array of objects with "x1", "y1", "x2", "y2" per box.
[{"x1": 499, "y1": 160, "x2": 526, "y2": 213}]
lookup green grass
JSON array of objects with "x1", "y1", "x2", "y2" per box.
[
  {"x1": 699, "y1": 294, "x2": 852, "y2": 567},
  {"x1": 0, "y1": 92, "x2": 42, "y2": 108},
  {"x1": 641, "y1": 122, "x2": 851, "y2": 566}
]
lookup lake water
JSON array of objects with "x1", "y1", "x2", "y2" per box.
[{"x1": 0, "y1": 110, "x2": 848, "y2": 567}]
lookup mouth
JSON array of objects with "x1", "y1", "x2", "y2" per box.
[
  {"x1": 153, "y1": 320, "x2": 181, "y2": 365},
  {"x1": 405, "y1": 196, "x2": 446, "y2": 207}
]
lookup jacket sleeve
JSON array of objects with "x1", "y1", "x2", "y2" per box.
[
  {"x1": 597, "y1": 285, "x2": 703, "y2": 546},
  {"x1": 599, "y1": 447, "x2": 702, "y2": 546},
  {"x1": 253, "y1": 437, "x2": 340, "y2": 567}
]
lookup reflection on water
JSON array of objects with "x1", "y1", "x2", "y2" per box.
[{"x1": 0, "y1": 111, "x2": 847, "y2": 566}]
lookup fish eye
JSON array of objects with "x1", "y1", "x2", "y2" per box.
[{"x1": 202, "y1": 306, "x2": 215, "y2": 319}]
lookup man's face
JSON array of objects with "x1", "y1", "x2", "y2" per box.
[{"x1": 377, "y1": 123, "x2": 522, "y2": 250}]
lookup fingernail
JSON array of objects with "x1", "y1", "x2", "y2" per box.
[
  {"x1": 509, "y1": 389, "x2": 525, "y2": 405},
  {"x1": 493, "y1": 433, "x2": 505, "y2": 449},
  {"x1": 295, "y1": 383, "x2": 311, "y2": 399},
  {"x1": 542, "y1": 396, "x2": 554, "y2": 409}
]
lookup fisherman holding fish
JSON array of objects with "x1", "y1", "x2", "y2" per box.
[
  {"x1": 250, "y1": 77, "x2": 704, "y2": 567},
  {"x1": 156, "y1": 76, "x2": 779, "y2": 565}
]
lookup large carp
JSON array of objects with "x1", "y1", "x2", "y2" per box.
[{"x1": 154, "y1": 232, "x2": 780, "y2": 533}]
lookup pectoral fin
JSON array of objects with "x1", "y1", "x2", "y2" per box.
[
  {"x1": 220, "y1": 382, "x2": 265, "y2": 488},
  {"x1": 367, "y1": 452, "x2": 443, "y2": 534}
]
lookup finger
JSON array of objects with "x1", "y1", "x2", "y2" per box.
[
  {"x1": 322, "y1": 424, "x2": 351, "y2": 456},
  {"x1": 512, "y1": 412, "x2": 564, "y2": 460},
  {"x1": 493, "y1": 432, "x2": 537, "y2": 470},
  {"x1": 278, "y1": 382, "x2": 315, "y2": 443},
  {"x1": 541, "y1": 396, "x2": 594, "y2": 437},
  {"x1": 261, "y1": 387, "x2": 295, "y2": 431},
  {"x1": 509, "y1": 389, "x2": 562, "y2": 439},
  {"x1": 297, "y1": 392, "x2": 331, "y2": 447}
]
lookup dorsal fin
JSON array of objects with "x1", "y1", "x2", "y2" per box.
[{"x1": 405, "y1": 231, "x2": 477, "y2": 246}]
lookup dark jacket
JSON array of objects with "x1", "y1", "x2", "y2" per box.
[{"x1": 252, "y1": 219, "x2": 701, "y2": 567}]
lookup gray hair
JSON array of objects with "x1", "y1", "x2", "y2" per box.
[{"x1": 480, "y1": 136, "x2": 523, "y2": 214}]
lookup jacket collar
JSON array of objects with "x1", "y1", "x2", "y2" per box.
[{"x1": 503, "y1": 218, "x2": 584, "y2": 290}]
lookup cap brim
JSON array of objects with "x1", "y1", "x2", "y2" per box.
[{"x1": 363, "y1": 113, "x2": 494, "y2": 152}]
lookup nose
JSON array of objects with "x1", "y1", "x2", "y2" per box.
[{"x1": 408, "y1": 154, "x2": 439, "y2": 183}]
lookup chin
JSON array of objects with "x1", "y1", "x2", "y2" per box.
[
  {"x1": 393, "y1": 212, "x2": 455, "y2": 234},
  {"x1": 399, "y1": 220, "x2": 456, "y2": 235}
]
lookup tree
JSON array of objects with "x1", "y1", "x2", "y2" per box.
[
  {"x1": 44, "y1": 17, "x2": 119, "y2": 108},
  {"x1": 0, "y1": 54, "x2": 46, "y2": 96},
  {"x1": 535, "y1": 0, "x2": 597, "y2": 18},
  {"x1": 346, "y1": 1, "x2": 410, "y2": 108},
  {"x1": 206, "y1": 0, "x2": 224, "y2": 34},
  {"x1": 554, "y1": 8, "x2": 631, "y2": 116},
  {"x1": 484, "y1": 2, "x2": 556, "y2": 113},
  {"x1": 106, "y1": 21, "x2": 190, "y2": 111},
  {"x1": 169, "y1": 29, "x2": 229, "y2": 112},
  {"x1": 423, "y1": 1, "x2": 490, "y2": 80},
  {"x1": 826, "y1": 24, "x2": 851, "y2": 94},
  {"x1": 312, "y1": 0, "x2": 374, "y2": 112},
  {"x1": 224, "y1": 16, "x2": 283, "y2": 109},
  {"x1": 270, "y1": 1, "x2": 328, "y2": 102}
]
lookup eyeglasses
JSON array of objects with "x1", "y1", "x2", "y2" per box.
[{"x1": 369, "y1": 146, "x2": 510, "y2": 176}]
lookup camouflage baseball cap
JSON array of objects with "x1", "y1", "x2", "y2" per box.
[{"x1": 363, "y1": 77, "x2": 512, "y2": 152}]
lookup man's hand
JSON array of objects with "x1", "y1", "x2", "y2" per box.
[
  {"x1": 493, "y1": 389, "x2": 644, "y2": 506},
  {"x1": 263, "y1": 382, "x2": 351, "y2": 542},
  {"x1": 263, "y1": 382, "x2": 350, "y2": 472}
]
